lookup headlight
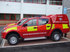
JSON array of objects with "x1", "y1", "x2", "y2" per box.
[
  {"x1": 2, "y1": 25, "x2": 7, "y2": 32},
  {"x1": 2, "y1": 29, "x2": 6, "y2": 32},
  {"x1": 3, "y1": 30, "x2": 6, "y2": 32}
]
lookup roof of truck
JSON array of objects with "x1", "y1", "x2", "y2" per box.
[
  {"x1": 48, "y1": 14, "x2": 69, "y2": 24},
  {"x1": 22, "y1": 14, "x2": 69, "y2": 24}
]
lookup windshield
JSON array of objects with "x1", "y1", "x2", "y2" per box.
[{"x1": 17, "y1": 19, "x2": 28, "y2": 25}]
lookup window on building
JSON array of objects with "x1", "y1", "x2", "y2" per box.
[
  {"x1": 33, "y1": 0, "x2": 37, "y2": 3},
  {"x1": 0, "y1": 14, "x2": 20, "y2": 20},
  {"x1": 28, "y1": 0, "x2": 32, "y2": 3},
  {"x1": 16, "y1": 0, "x2": 21, "y2": 2},
  {"x1": 49, "y1": 0, "x2": 62, "y2": 5},
  {"x1": 10, "y1": 14, "x2": 15, "y2": 20},
  {"x1": 6, "y1": 0, "x2": 10, "y2": 2},
  {"x1": 16, "y1": 14, "x2": 20, "y2": 20},
  {"x1": 42, "y1": 0, "x2": 46, "y2": 4},
  {"x1": 38, "y1": 19, "x2": 49, "y2": 25},
  {"x1": 24, "y1": 0, "x2": 28, "y2": 2},
  {"x1": 0, "y1": 14, "x2": 4, "y2": 20},
  {"x1": 24, "y1": 14, "x2": 44, "y2": 18},
  {"x1": 38, "y1": 0, "x2": 41, "y2": 4},
  {"x1": 10, "y1": 0, "x2": 15, "y2": 2},
  {"x1": 0, "y1": 0, "x2": 21, "y2": 2},
  {"x1": 5, "y1": 14, "x2": 10, "y2": 20},
  {"x1": 24, "y1": 0, "x2": 47, "y2": 4}
]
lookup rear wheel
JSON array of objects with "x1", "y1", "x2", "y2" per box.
[
  {"x1": 7, "y1": 34, "x2": 19, "y2": 45},
  {"x1": 51, "y1": 31, "x2": 62, "y2": 41}
]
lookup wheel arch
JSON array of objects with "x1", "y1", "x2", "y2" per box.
[
  {"x1": 51, "y1": 29, "x2": 63, "y2": 37},
  {"x1": 6, "y1": 31, "x2": 21, "y2": 39}
]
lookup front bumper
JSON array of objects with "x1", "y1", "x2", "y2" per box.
[{"x1": 1, "y1": 32, "x2": 7, "y2": 39}]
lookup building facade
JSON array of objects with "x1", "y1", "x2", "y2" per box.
[
  {"x1": 63, "y1": 0, "x2": 70, "y2": 23},
  {"x1": 0, "y1": 0, "x2": 63, "y2": 25}
]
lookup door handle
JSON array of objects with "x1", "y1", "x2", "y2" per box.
[
  {"x1": 34, "y1": 27, "x2": 37, "y2": 29},
  {"x1": 47, "y1": 26, "x2": 50, "y2": 27}
]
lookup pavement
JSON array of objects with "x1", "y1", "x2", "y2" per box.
[
  {"x1": 0, "y1": 26, "x2": 5, "y2": 45},
  {"x1": 0, "y1": 42, "x2": 70, "y2": 52},
  {"x1": 3, "y1": 37, "x2": 69, "y2": 47}
]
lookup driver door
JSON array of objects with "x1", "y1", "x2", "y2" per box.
[{"x1": 21, "y1": 19, "x2": 39, "y2": 38}]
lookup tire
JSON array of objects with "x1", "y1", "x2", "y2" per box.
[
  {"x1": 51, "y1": 31, "x2": 62, "y2": 41},
  {"x1": 7, "y1": 34, "x2": 19, "y2": 45}
]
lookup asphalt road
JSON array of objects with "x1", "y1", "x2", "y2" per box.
[
  {"x1": 0, "y1": 26, "x2": 5, "y2": 45},
  {"x1": 0, "y1": 45, "x2": 70, "y2": 52},
  {"x1": 12, "y1": 47, "x2": 70, "y2": 52}
]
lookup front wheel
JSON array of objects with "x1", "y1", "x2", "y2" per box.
[
  {"x1": 7, "y1": 34, "x2": 19, "y2": 45},
  {"x1": 51, "y1": 31, "x2": 62, "y2": 41}
]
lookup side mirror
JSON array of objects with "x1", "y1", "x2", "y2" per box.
[{"x1": 23, "y1": 24, "x2": 27, "y2": 27}]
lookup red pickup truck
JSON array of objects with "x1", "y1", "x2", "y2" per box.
[{"x1": 1, "y1": 14, "x2": 70, "y2": 45}]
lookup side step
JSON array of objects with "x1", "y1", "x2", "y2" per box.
[{"x1": 24, "y1": 37, "x2": 46, "y2": 40}]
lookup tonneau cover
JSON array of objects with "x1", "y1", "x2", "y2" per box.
[{"x1": 50, "y1": 14, "x2": 69, "y2": 24}]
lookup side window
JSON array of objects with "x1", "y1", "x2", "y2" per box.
[
  {"x1": 38, "y1": 19, "x2": 49, "y2": 25},
  {"x1": 26, "y1": 19, "x2": 37, "y2": 26}
]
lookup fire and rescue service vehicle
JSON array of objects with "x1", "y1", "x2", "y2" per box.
[{"x1": 1, "y1": 14, "x2": 70, "y2": 45}]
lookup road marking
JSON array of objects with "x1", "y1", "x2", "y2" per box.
[
  {"x1": 0, "y1": 37, "x2": 70, "y2": 48},
  {"x1": 1, "y1": 39, "x2": 5, "y2": 48},
  {"x1": 63, "y1": 37, "x2": 70, "y2": 41},
  {"x1": 1, "y1": 41, "x2": 69, "y2": 48}
]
